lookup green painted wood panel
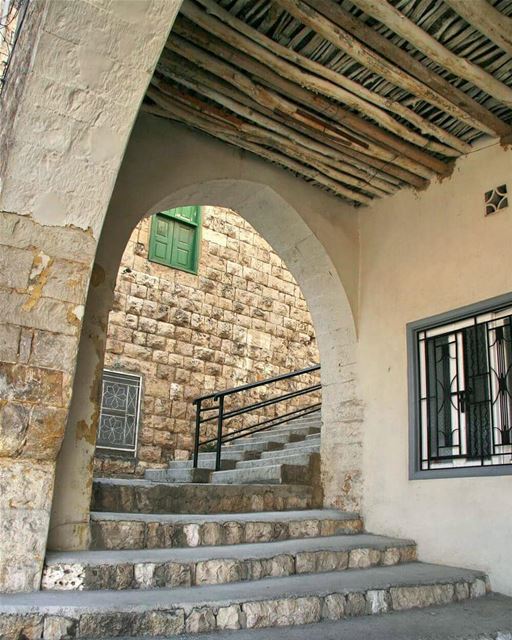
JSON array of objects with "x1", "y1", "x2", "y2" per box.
[{"x1": 148, "y1": 207, "x2": 201, "y2": 273}]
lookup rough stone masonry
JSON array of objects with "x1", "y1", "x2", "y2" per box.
[{"x1": 95, "y1": 206, "x2": 320, "y2": 476}]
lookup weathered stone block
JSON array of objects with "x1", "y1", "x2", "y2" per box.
[
  {"x1": 322, "y1": 593, "x2": 345, "y2": 620},
  {"x1": 185, "y1": 607, "x2": 216, "y2": 633},
  {"x1": 390, "y1": 584, "x2": 455, "y2": 610},
  {"x1": 0, "y1": 614, "x2": 43, "y2": 640},
  {"x1": 217, "y1": 605, "x2": 244, "y2": 630}
]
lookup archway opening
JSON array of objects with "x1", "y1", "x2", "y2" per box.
[
  {"x1": 47, "y1": 115, "x2": 362, "y2": 553},
  {"x1": 94, "y1": 204, "x2": 321, "y2": 479}
]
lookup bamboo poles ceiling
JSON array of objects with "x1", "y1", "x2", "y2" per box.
[{"x1": 143, "y1": 0, "x2": 512, "y2": 206}]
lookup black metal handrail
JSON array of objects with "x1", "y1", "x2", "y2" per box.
[{"x1": 192, "y1": 364, "x2": 321, "y2": 469}]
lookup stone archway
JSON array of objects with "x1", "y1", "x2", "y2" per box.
[{"x1": 48, "y1": 113, "x2": 363, "y2": 552}]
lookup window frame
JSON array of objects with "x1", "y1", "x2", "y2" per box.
[
  {"x1": 408, "y1": 291, "x2": 512, "y2": 480},
  {"x1": 148, "y1": 206, "x2": 202, "y2": 274},
  {"x1": 96, "y1": 368, "x2": 143, "y2": 458}
]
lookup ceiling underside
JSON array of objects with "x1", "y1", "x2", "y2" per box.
[{"x1": 143, "y1": 0, "x2": 512, "y2": 206}]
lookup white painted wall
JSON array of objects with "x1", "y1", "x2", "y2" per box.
[{"x1": 359, "y1": 142, "x2": 512, "y2": 595}]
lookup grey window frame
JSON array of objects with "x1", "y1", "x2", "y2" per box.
[{"x1": 408, "y1": 291, "x2": 512, "y2": 480}]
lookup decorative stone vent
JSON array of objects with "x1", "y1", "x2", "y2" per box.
[{"x1": 485, "y1": 184, "x2": 508, "y2": 215}]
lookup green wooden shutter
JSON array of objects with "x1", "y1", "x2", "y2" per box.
[
  {"x1": 148, "y1": 207, "x2": 201, "y2": 273},
  {"x1": 170, "y1": 220, "x2": 197, "y2": 272},
  {"x1": 149, "y1": 214, "x2": 175, "y2": 265}
]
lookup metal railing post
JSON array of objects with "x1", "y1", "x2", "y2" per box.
[
  {"x1": 215, "y1": 395, "x2": 225, "y2": 471},
  {"x1": 193, "y1": 399, "x2": 202, "y2": 468}
]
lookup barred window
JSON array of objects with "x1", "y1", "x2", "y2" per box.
[
  {"x1": 96, "y1": 370, "x2": 142, "y2": 456},
  {"x1": 408, "y1": 294, "x2": 512, "y2": 478}
]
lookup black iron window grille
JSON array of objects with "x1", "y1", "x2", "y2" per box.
[
  {"x1": 409, "y1": 296, "x2": 512, "y2": 477},
  {"x1": 96, "y1": 369, "x2": 142, "y2": 456}
]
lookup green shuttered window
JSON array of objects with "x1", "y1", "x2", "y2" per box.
[{"x1": 148, "y1": 206, "x2": 201, "y2": 274}]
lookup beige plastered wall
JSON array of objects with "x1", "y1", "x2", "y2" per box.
[{"x1": 359, "y1": 142, "x2": 512, "y2": 596}]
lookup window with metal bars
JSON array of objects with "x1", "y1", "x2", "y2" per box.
[
  {"x1": 96, "y1": 370, "x2": 142, "y2": 457},
  {"x1": 408, "y1": 294, "x2": 512, "y2": 478}
]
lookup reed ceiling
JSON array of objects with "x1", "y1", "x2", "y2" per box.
[{"x1": 143, "y1": 0, "x2": 512, "y2": 206}]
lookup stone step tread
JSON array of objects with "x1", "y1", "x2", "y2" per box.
[
  {"x1": 260, "y1": 443, "x2": 320, "y2": 458},
  {"x1": 222, "y1": 441, "x2": 285, "y2": 453},
  {"x1": 280, "y1": 439, "x2": 320, "y2": 450},
  {"x1": 246, "y1": 423, "x2": 321, "y2": 437},
  {"x1": 89, "y1": 510, "x2": 364, "y2": 551},
  {"x1": 0, "y1": 563, "x2": 486, "y2": 611},
  {"x1": 89, "y1": 508, "x2": 361, "y2": 524},
  {"x1": 236, "y1": 452, "x2": 317, "y2": 469},
  {"x1": 145, "y1": 469, "x2": 211, "y2": 483},
  {"x1": 246, "y1": 423, "x2": 321, "y2": 436},
  {"x1": 210, "y1": 464, "x2": 310, "y2": 485},
  {"x1": 106, "y1": 594, "x2": 512, "y2": 640},
  {"x1": 43, "y1": 532, "x2": 416, "y2": 591},
  {"x1": 168, "y1": 459, "x2": 238, "y2": 470},
  {"x1": 46, "y1": 533, "x2": 415, "y2": 566},
  {"x1": 92, "y1": 479, "x2": 316, "y2": 515}
]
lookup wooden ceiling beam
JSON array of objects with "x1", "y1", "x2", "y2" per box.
[
  {"x1": 160, "y1": 42, "x2": 434, "y2": 184},
  {"x1": 348, "y1": 0, "x2": 512, "y2": 108},
  {"x1": 156, "y1": 56, "x2": 427, "y2": 189},
  {"x1": 154, "y1": 67, "x2": 397, "y2": 195},
  {"x1": 145, "y1": 87, "x2": 373, "y2": 205},
  {"x1": 156, "y1": 82, "x2": 384, "y2": 199},
  {"x1": 299, "y1": 0, "x2": 510, "y2": 139},
  {"x1": 181, "y1": 1, "x2": 469, "y2": 154},
  {"x1": 165, "y1": 32, "x2": 450, "y2": 177},
  {"x1": 443, "y1": 0, "x2": 512, "y2": 59}
]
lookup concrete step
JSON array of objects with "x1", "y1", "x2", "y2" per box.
[
  {"x1": 145, "y1": 468, "x2": 211, "y2": 484},
  {"x1": 260, "y1": 442, "x2": 320, "y2": 458},
  {"x1": 245, "y1": 424, "x2": 320, "y2": 441},
  {"x1": 105, "y1": 594, "x2": 512, "y2": 640},
  {"x1": 281, "y1": 437, "x2": 320, "y2": 450},
  {"x1": 222, "y1": 440, "x2": 285, "y2": 454},
  {"x1": 89, "y1": 509, "x2": 364, "y2": 550},
  {"x1": 167, "y1": 458, "x2": 238, "y2": 471},
  {"x1": 236, "y1": 451, "x2": 318, "y2": 469},
  {"x1": 240, "y1": 432, "x2": 305, "y2": 446},
  {"x1": 169, "y1": 452, "x2": 257, "y2": 469},
  {"x1": 0, "y1": 563, "x2": 489, "y2": 638},
  {"x1": 92, "y1": 478, "x2": 317, "y2": 514},
  {"x1": 42, "y1": 534, "x2": 417, "y2": 591},
  {"x1": 210, "y1": 464, "x2": 310, "y2": 485}
]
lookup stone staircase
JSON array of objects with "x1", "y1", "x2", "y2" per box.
[
  {"x1": 143, "y1": 413, "x2": 322, "y2": 485},
  {"x1": 1, "y1": 413, "x2": 511, "y2": 639}
]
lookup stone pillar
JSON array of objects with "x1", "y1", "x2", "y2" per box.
[
  {"x1": 48, "y1": 227, "x2": 129, "y2": 551},
  {"x1": 0, "y1": 0, "x2": 183, "y2": 592},
  {"x1": 0, "y1": 214, "x2": 96, "y2": 591}
]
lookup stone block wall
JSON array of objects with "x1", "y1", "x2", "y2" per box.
[{"x1": 94, "y1": 206, "x2": 320, "y2": 476}]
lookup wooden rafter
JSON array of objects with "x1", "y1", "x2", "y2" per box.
[
  {"x1": 348, "y1": 0, "x2": 512, "y2": 107},
  {"x1": 157, "y1": 52, "x2": 429, "y2": 189},
  {"x1": 183, "y1": 0, "x2": 470, "y2": 154},
  {"x1": 443, "y1": 0, "x2": 512, "y2": 59},
  {"x1": 299, "y1": 0, "x2": 511, "y2": 139},
  {"x1": 143, "y1": 0, "x2": 512, "y2": 206},
  {"x1": 153, "y1": 74, "x2": 395, "y2": 198},
  {"x1": 165, "y1": 30, "x2": 450, "y2": 177},
  {"x1": 145, "y1": 87, "x2": 374, "y2": 205}
]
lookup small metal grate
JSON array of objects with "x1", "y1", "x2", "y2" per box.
[
  {"x1": 485, "y1": 184, "x2": 508, "y2": 216},
  {"x1": 96, "y1": 369, "x2": 142, "y2": 456}
]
